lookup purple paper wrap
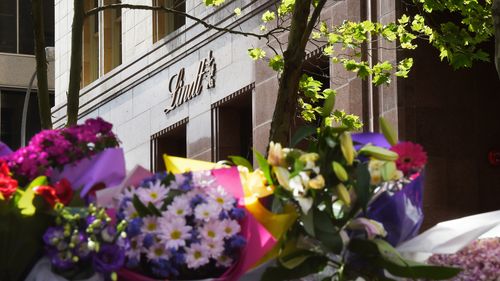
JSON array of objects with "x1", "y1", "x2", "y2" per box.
[
  {"x1": 0, "y1": 141, "x2": 12, "y2": 157},
  {"x1": 352, "y1": 132, "x2": 390, "y2": 149},
  {"x1": 51, "y1": 148, "x2": 126, "y2": 197},
  {"x1": 366, "y1": 173, "x2": 424, "y2": 246}
]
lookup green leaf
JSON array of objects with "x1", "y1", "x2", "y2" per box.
[
  {"x1": 354, "y1": 163, "x2": 371, "y2": 209},
  {"x1": 349, "y1": 239, "x2": 461, "y2": 279},
  {"x1": 253, "y1": 149, "x2": 274, "y2": 185},
  {"x1": 261, "y1": 10, "x2": 276, "y2": 22},
  {"x1": 261, "y1": 256, "x2": 328, "y2": 281},
  {"x1": 291, "y1": 125, "x2": 316, "y2": 147},
  {"x1": 147, "y1": 202, "x2": 162, "y2": 216},
  {"x1": 233, "y1": 7, "x2": 241, "y2": 16},
  {"x1": 279, "y1": 249, "x2": 313, "y2": 269},
  {"x1": 301, "y1": 208, "x2": 315, "y2": 236},
  {"x1": 132, "y1": 194, "x2": 152, "y2": 217},
  {"x1": 18, "y1": 176, "x2": 48, "y2": 216},
  {"x1": 228, "y1": 156, "x2": 253, "y2": 172},
  {"x1": 313, "y1": 210, "x2": 343, "y2": 253},
  {"x1": 269, "y1": 55, "x2": 284, "y2": 72},
  {"x1": 248, "y1": 48, "x2": 266, "y2": 60}
]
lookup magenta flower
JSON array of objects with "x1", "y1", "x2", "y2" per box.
[{"x1": 390, "y1": 141, "x2": 427, "y2": 175}]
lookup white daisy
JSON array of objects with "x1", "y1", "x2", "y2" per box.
[
  {"x1": 158, "y1": 216, "x2": 192, "y2": 250},
  {"x1": 137, "y1": 180, "x2": 169, "y2": 208},
  {"x1": 165, "y1": 195, "x2": 192, "y2": 217},
  {"x1": 146, "y1": 242, "x2": 170, "y2": 262},
  {"x1": 207, "y1": 186, "x2": 235, "y2": 211},
  {"x1": 185, "y1": 243, "x2": 210, "y2": 269},
  {"x1": 219, "y1": 219, "x2": 241, "y2": 238},
  {"x1": 200, "y1": 221, "x2": 224, "y2": 242},
  {"x1": 194, "y1": 203, "x2": 222, "y2": 222},
  {"x1": 141, "y1": 216, "x2": 160, "y2": 234},
  {"x1": 202, "y1": 238, "x2": 224, "y2": 259},
  {"x1": 193, "y1": 171, "x2": 216, "y2": 188},
  {"x1": 115, "y1": 186, "x2": 136, "y2": 205},
  {"x1": 123, "y1": 201, "x2": 139, "y2": 219}
]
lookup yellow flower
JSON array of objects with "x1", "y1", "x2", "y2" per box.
[
  {"x1": 246, "y1": 169, "x2": 274, "y2": 197},
  {"x1": 308, "y1": 175, "x2": 325, "y2": 190},
  {"x1": 273, "y1": 166, "x2": 291, "y2": 190},
  {"x1": 267, "y1": 141, "x2": 286, "y2": 166},
  {"x1": 299, "y1": 153, "x2": 319, "y2": 163}
]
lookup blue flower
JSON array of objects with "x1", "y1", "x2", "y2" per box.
[
  {"x1": 126, "y1": 218, "x2": 143, "y2": 238},
  {"x1": 189, "y1": 194, "x2": 206, "y2": 208},
  {"x1": 229, "y1": 234, "x2": 247, "y2": 249},
  {"x1": 151, "y1": 259, "x2": 178, "y2": 278},
  {"x1": 229, "y1": 207, "x2": 246, "y2": 220},
  {"x1": 143, "y1": 233, "x2": 154, "y2": 248}
]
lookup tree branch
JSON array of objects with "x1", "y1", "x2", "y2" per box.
[
  {"x1": 85, "y1": 3, "x2": 284, "y2": 40},
  {"x1": 32, "y1": 0, "x2": 52, "y2": 129},
  {"x1": 66, "y1": 0, "x2": 84, "y2": 126}
]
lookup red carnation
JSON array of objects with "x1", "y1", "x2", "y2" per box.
[
  {"x1": 0, "y1": 174, "x2": 18, "y2": 200},
  {"x1": 53, "y1": 178, "x2": 73, "y2": 205},
  {"x1": 34, "y1": 185, "x2": 59, "y2": 207}
]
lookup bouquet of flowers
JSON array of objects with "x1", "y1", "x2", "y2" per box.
[
  {"x1": 248, "y1": 116, "x2": 458, "y2": 280},
  {"x1": 115, "y1": 171, "x2": 247, "y2": 280},
  {"x1": 0, "y1": 118, "x2": 123, "y2": 281},
  {"x1": 354, "y1": 132, "x2": 428, "y2": 246},
  {"x1": 27, "y1": 204, "x2": 128, "y2": 281},
  {"x1": 3, "y1": 118, "x2": 119, "y2": 185}
]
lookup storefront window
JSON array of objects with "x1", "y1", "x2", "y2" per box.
[
  {"x1": 153, "y1": 0, "x2": 185, "y2": 43},
  {"x1": 211, "y1": 86, "x2": 253, "y2": 162},
  {"x1": 150, "y1": 118, "x2": 188, "y2": 172}
]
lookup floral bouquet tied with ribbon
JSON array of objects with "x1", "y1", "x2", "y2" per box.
[{"x1": 116, "y1": 171, "x2": 247, "y2": 280}]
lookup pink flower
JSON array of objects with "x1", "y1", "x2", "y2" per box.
[{"x1": 390, "y1": 141, "x2": 427, "y2": 175}]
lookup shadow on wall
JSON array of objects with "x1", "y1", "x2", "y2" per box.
[{"x1": 398, "y1": 40, "x2": 500, "y2": 230}]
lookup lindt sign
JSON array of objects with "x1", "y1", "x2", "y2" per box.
[{"x1": 164, "y1": 51, "x2": 216, "y2": 113}]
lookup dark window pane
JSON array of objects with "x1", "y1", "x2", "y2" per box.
[
  {"x1": 19, "y1": 0, "x2": 34, "y2": 54},
  {"x1": 43, "y1": 0, "x2": 54, "y2": 47},
  {"x1": 152, "y1": 123, "x2": 187, "y2": 172},
  {"x1": 1, "y1": 89, "x2": 54, "y2": 150},
  {"x1": 0, "y1": 0, "x2": 17, "y2": 53},
  {"x1": 1, "y1": 90, "x2": 25, "y2": 150},
  {"x1": 19, "y1": 0, "x2": 55, "y2": 54}
]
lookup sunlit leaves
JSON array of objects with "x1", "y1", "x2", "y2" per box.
[
  {"x1": 395, "y1": 58, "x2": 414, "y2": 78},
  {"x1": 234, "y1": 7, "x2": 241, "y2": 16},
  {"x1": 262, "y1": 11, "x2": 276, "y2": 22},
  {"x1": 248, "y1": 48, "x2": 266, "y2": 60},
  {"x1": 269, "y1": 55, "x2": 284, "y2": 72}
]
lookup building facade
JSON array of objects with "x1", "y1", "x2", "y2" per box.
[
  {"x1": 0, "y1": 0, "x2": 55, "y2": 150},
  {"x1": 52, "y1": 0, "x2": 500, "y2": 228}
]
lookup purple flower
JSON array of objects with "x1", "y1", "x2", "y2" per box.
[
  {"x1": 228, "y1": 234, "x2": 247, "y2": 249},
  {"x1": 93, "y1": 244, "x2": 126, "y2": 273},
  {"x1": 143, "y1": 234, "x2": 154, "y2": 248},
  {"x1": 189, "y1": 194, "x2": 206, "y2": 208},
  {"x1": 43, "y1": 226, "x2": 64, "y2": 246}
]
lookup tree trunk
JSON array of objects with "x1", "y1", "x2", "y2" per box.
[
  {"x1": 269, "y1": 0, "x2": 326, "y2": 145},
  {"x1": 31, "y1": 0, "x2": 52, "y2": 129},
  {"x1": 67, "y1": 0, "x2": 85, "y2": 126},
  {"x1": 493, "y1": 0, "x2": 500, "y2": 79}
]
